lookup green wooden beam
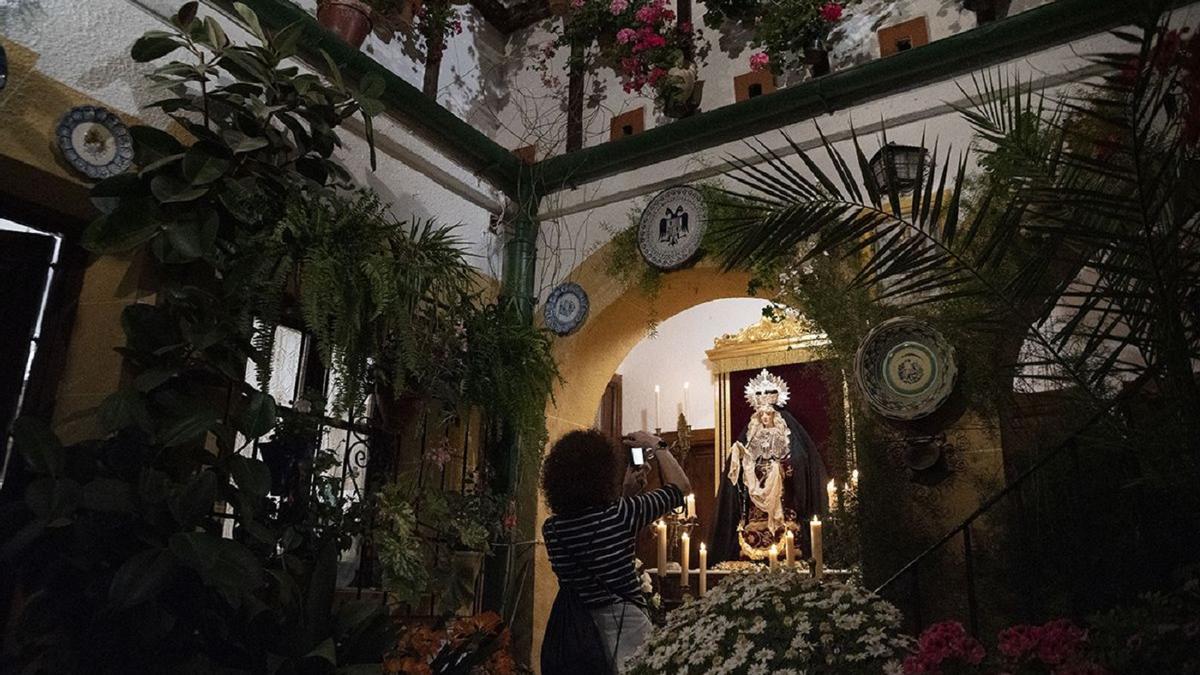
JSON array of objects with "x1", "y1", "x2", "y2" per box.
[
  {"x1": 534, "y1": 0, "x2": 1174, "y2": 190},
  {"x1": 230, "y1": 0, "x2": 525, "y2": 197}
]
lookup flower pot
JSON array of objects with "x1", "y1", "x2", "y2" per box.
[
  {"x1": 662, "y1": 78, "x2": 704, "y2": 119},
  {"x1": 317, "y1": 0, "x2": 373, "y2": 48},
  {"x1": 804, "y1": 46, "x2": 831, "y2": 78},
  {"x1": 963, "y1": 0, "x2": 1010, "y2": 24},
  {"x1": 450, "y1": 550, "x2": 485, "y2": 615}
]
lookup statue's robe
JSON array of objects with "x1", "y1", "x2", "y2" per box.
[{"x1": 709, "y1": 405, "x2": 830, "y2": 564}]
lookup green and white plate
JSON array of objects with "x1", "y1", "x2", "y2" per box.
[{"x1": 855, "y1": 317, "x2": 957, "y2": 421}]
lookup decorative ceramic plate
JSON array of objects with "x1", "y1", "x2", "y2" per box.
[
  {"x1": 544, "y1": 282, "x2": 589, "y2": 336},
  {"x1": 55, "y1": 106, "x2": 134, "y2": 180},
  {"x1": 854, "y1": 317, "x2": 958, "y2": 421},
  {"x1": 637, "y1": 185, "x2": 708, "y2": 270}
]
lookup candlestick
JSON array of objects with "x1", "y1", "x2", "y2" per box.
[
  {"x1": 680, "y1": 532, "x2": 690, "y2": 588},
  {"x1": 827, "y1": 479, "x2": 838, "y2": 512},
  {"x1": 685, "y1": 493, "x2": 696, "y2": 519},
  {"x1": 784, "y1": 530, "x2": 795, "y2": 566},
  {"x1": 683, "y1": 381, "x2": 690, "y2": 418},
  {"x1": 698, "y1": 543, "x2": 708, "y2": 596},
  {"x1": 810, "y1": 516, "x2": 824, "y2": 580},
  {"x1": 768, "y1": 543, "x2": 778, "y2": 570},
  {"x1": 656, "y1": 520, "x2": 668, "y2": 578},
  {"x1": 654, "y1": 385, "x2": 661, "y2": 430}
]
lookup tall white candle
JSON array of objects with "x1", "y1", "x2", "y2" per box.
[
  {"x1": 768, "y1": 544, "x2": 779, "y2": 570},
  {"x1": 784, "y1": 530, "x2": 795, "y2": 566},
  {"x1": 685, "y1": 493, "x2": 696, "y2": 519},
  {"x1": 680, "y1": 532, "x2": 690, "y2": 588},
  {"x1": 656, "y1": 520, "x2": 668, "y2": 578},
  {"x1": 810, "y1": 516, "x2": 824, "y2": 580},
  {"x1": 827, "y1": 479, "x2": 838, "y2": 512},
  {"x1": 683, "y1": 381, "x2": 690, "y2": 418},
  {"x1": 698, "y1": 543, "x2": 708, "y2": 596},
  {"x1": 654, "y1": 385, "x2": 661, "y2": 430}
]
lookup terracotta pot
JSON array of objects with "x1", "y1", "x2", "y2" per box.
[{"x1": 317, "y1": 0, "x2": 373, "y2": 49}]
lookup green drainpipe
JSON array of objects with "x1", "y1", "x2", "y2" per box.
[{"x1": 483, "y1": 169, "x2": 542, "y2": 617}]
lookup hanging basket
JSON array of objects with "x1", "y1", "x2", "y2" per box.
[
  {"x1": 662, "y1": 79, "x2": 704, "y2": 119},
  {"x1": 804, "y1": 45, "x2": 831, "y2": 78},
  {"x1": 317, "y1": 0, "x2": 374, "y2": 48},
  {"x1": 962, "y1": 0, "x2": 1010, "y2": 24}
]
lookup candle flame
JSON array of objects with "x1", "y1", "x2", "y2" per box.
[
  {"x1": 654, "y1": 384, "x2": 660, "y2": 393},
  {"x1": 785, "y1": 530, "x2": 793, "y2": 540},
  {"x1": 684, "y1": 381, "x2": 690, "y2": 389},
  {"x1": 851, "y1": 468, "x2": 859, "y2": 483},
  {"x1": 827, "y1": 479, "x2": 836, "y2": 493},
  {"x1": 811, "y1": 515, "x2": 821, "y2": 524},
  {"x1": 700, "y1": 542, "x2": 706, "y2": 552},
  {"x1": 769, "y1": 544, "x2": 778, "y2": 555}
]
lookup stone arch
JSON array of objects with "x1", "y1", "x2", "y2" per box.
[{"x1": 524, "y1": 238, "x2": 753, "y2": 665}]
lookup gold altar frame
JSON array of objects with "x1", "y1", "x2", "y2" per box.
[{"x1": 704, "y1": 314, "x2": 832, "y2": 496}]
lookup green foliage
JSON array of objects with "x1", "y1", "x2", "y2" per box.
[
  {"x1": 374, "y1": 472, "x2": 509, "y2": 616},
  {"x1": 256, "y1": 190, "x2": 475, "y2": 416},
  {"x1": 1089, "y1": 566, "x2": 1200, "y2": 674},
  {"x1": 751, "y1": 0, "x2": 854, "y2": 73},
  {"x1": 0, "y1": 4, "x2": 393, "y2": 671}
]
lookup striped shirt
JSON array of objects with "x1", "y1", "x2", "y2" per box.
[{"x1": 543, "y1": 484, "x2": 685, "y2": 608}]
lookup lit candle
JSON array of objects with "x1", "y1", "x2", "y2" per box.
[
  {"x1": 699, "y1": 543, "x2": 708, "y2": 596},
  {"x1": 784, "y1": 530, "x2": 795, "y2": 566},
  {"x1": 850, "y1": 469, "x2": 859, "y2": 491},
  {"x1": 680, "y1": 532, "x2": 690, "y2": 588},
  {"x1": 827, "y1": 479, "x2": 838, "y2": 512},
  {"x1": 810, "y1": 516, "x2": 824, "y2": 580},
  {"x1": 656, "y1": 520, "x2": 668, "y2": 577},
  {"x1": 685, "y1": 493, "x2": 696, "y2": 519},
  {"x1": 683, "y1": 381, "x2": 690, "y2": 418},
  {"x1": 768, "y1": 544, "x2": 779, "y2": 570},
  {"x1": 654, "y1": 385, "x2": 661, "y2": 430}
]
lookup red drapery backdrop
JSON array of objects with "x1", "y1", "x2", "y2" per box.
[{"x1": 728, "y1": 361, "x2": 840, "y2": 470}]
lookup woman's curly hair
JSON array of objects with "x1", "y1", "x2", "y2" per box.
[{"x1": 541, "y1": 429, "x2": 621, "y2": 515}]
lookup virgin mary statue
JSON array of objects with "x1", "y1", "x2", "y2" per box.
[{"x1": 709, "y1": 369, "x2": 830, "y2": 563}]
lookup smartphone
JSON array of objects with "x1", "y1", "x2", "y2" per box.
[{"x1": 629, "y1": 446, "x2": 646, "y2": 467}]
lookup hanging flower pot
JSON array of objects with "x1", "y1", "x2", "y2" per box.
[
  {"x1": 661, "y1": 70, "x2": 704, "y2": 119},
  {"x1": 317, "y1": 0, "x2": 374, "y2": 48},
  {"x1": 804, "y1": 39, "x2": 831, "y2": 78},
  {"x1": 962, "y1": 0, "x2": 1011, "y2": 24}
]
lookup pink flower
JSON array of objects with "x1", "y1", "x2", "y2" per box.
[
  {"x1": 571, "y1": 0, "x2": 584, "y2": 7},
  {"x1": 616, "y1": 28, "x2": 637, "y2": 44},
  {"x1": 647, "y1": 67, "x2": 667, "y2": 85},
  {"x1": 749, "y1": 51, "x2": 770, "y2": 72},
  {"x1": 819, "y1": 1, "x2": 843, "y2": 21},
  {"x1": 609, "y1": 0, "x2": 628, "y2": 14}
]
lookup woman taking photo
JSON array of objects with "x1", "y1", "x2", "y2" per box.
[{"x1": 540, "y1": 429, "x2": 692, "y2": 674}]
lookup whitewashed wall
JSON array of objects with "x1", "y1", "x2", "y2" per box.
[
  {"x1": 0, "y1": 0, "x2": 506, "y2": 275},
  {"x1": 615, "y1": 297, "x2": 770, "y2": 433},
  {"x1": 489, "y1": 0, "x2": 1058, "y2": 158}
]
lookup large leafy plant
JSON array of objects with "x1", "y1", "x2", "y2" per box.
[
  {"x1": 0, "y1": 4, "x2": 392, "y2": 672},
  {"x1": 712, "y1": 10, "x2": 1200, "y2": 501}
]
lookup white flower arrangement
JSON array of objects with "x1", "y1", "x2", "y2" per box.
[{"x1": 623, "y1": 567, "x2": 912, "y2": 674}]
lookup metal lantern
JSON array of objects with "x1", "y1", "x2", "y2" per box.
[{"x1": 869, "y1": 142, "x2": 930, "y2": 193}]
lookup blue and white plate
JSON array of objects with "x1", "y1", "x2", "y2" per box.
[
  {"x1": 855, "y1": 317, "x2": 957, "y2": 421},
  {"x1": 637, "y1": 186, "x2": 708, "y2": 270},
  {"x1": 55, "y1": 106, "x2": 134, "y2": 180},
  {"x1": 544, "y1": 282, "x2": 589, "y2": 336}
]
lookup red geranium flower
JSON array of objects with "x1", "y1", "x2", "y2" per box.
[{"x1": 819, "y1": 2, "x2": 843, "y2": 22}]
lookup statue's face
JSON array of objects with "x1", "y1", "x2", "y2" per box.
[{"x1": 751, "y1": 390, "x2": 779, "y2": 411}]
